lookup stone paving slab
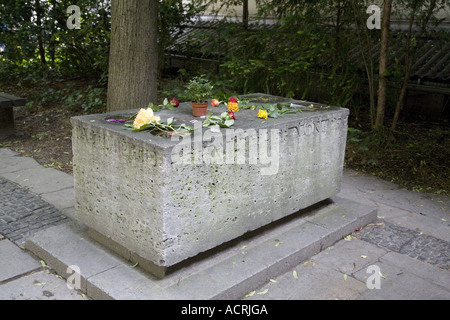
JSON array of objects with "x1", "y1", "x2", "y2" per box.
[
  {"x1": 1, "y1": 167, "x2": 73, "y2": 195},
  {"x1": 359, "y1": 273, "x2": 449, "y2": 300},
  {"x1": 246, "y1": 236, "x2": 450, "y2": 300},
  {"x1": 0, "y1": 239, "x2": 41, "y2": 283},
  {"x1": 0, "y1": 269, "x2": 86, "y2": 300},
  {"x1": 0, "y1": 156, "x2": 41, "y2": 174}
]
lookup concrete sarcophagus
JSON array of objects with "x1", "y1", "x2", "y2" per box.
[{"x1": 71, "y1": 94, "x2": 349, "y2": 277}]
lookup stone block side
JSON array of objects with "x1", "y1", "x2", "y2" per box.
[
  {"x1": 71, "y1": 119, "x2": 167, "y2": 266},
  {"x1": 162, "y1": 109, "x2": 349, "y2": 266}
]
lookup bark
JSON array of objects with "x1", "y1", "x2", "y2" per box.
[
  {"x1": 107, "y1": 0, "x2": 158, "y2": 112},
  {"x1": 374, "y1": 0, "x2": 393, "y2": 129},
  {"x1": 243, "y1": 0, "x2": 249, "y2": 30},
  {"x1": 391, "y1": 11, "x2": 415, "y2": 131},
  {"x1": 351, "y1": 0, "x2": 376, "y2": 126},
  {"x1": 35, "y1": 0, "x2": 46, "y2": 66}
]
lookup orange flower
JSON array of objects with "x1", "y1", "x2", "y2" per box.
[{"x1": 211, "y1": 99, "x2": 220, "y2": 107}]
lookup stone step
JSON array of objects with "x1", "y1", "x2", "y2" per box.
[{"x1": 25, "y1": 196, "x2": 376, "y2": 300}]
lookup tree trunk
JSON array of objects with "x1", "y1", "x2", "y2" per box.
[
  {"x1": 243, "y1": 0, "x2": 249, "y2": 30},
  {"x1": 374, "y1": 0, "x2": 393, "y2": 129},
  {"x1": 107, "y1": 0, "x2": 158, "y2": 112},
  {"x1": 391, "y1": 10, "x2": 415, "y2": 131},
  {"x1": 391, "y1": 0, "x2": 438, "y2": 131},
  {"x1": 35, "y1": 0, "x2": 46, "y2": 66},
  {"x1": 351, "y1": 0, "x2": 376, "y2": 126}
]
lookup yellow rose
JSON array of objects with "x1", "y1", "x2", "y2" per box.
[
  {"x1": 227, "y1": 102, "x2": 239, "y2": 112},
  {"x1": 257, "y1": 109, "x2": 268, "y2": 119},
  {"x1": 133, "y1": 108, "x2": 161, "y2": 130}
]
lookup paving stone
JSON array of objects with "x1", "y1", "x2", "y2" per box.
[
  {"x1": 40, "y1": 187, "x2": 75, "y2": 211},
  {"x1": 0, "y1": 177, "x2": 71, "y2": 247},
  {"x1": 356, "y1": 221, "x2": 450, "y2": 271},
  {"x1": 0, "y1": 240, "x2": 41, "y2": 283},
  {"x1": 380, "y1": 252, "x2": 450, "y2": 289},
  {"x1": 0, "y1": 269, "x2": 86, "y2": 300},
  {"x1": 1, "y1": 167, "x2": 73, "y2": 195},
  {"x1": 359, "y1": 273, "x2": 450, "y2": 300},
  {"x1": 0, "y1": 148, "x2": 19, "y2": 158},
  {"x1": 0, "y1": 156, "x2": 41, "y2": 174},
  {"x1": 244, "y1": 262, "x2": 367, "y2": 300}
]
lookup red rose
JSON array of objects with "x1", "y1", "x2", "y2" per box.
[
  {"x1": 227, "y1": 111, "x2": 236, "y2": 120},
  {"x1": 170, "y1": 98, "x2": 179, "y2": 107},
  {"x1": 228, "y1": 97, "x2": 238, "y2": 103}
]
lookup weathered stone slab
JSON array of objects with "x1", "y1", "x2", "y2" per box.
[
  {"x1": 71, "y1": 94, "x2": 349, "y2": 276},
  {"x1": 0, "y1": 240, "x2": 40, "y2": 283}
]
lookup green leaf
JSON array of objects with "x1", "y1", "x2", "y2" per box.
[
  {"x1": 222, "y1": 119, "x2": 235, "y2": 128},
  {"x1": 293, "y1": 270, "x2": 298, "y2": 280},
  {"x1": 167, "y1": 117, "x2": 174, "y2": 126},
  {"x1": 163, "y1": 98, "x2": 168, "y2": 106},
  {"x1": 343, "y1": 274, "x2": 348, "y2": 281},
  {"x1": 269, "y1": 111, "x2": 279, "y2": 118}
]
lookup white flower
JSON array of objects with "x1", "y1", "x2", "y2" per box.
[{"x1": 133, "y1": 108, "x2": 161, "y2": 130}]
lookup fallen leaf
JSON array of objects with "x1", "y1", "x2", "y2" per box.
[
  {"x1": 257, "y1": 289, "x2": 269, "y2": 295},
  {"x1": 343, "y1": 235, "x2": 352, "y2": 241},
  {"x1": 245, "y1": 291, "x2": 256, "y2": 298},
  {"x1": 343, "y1": 274, "x2": 348, "y2": 281},
  {"x1": 130, "y1": 262, "x2": 139, "y2": 268},
  {"x1": 33, "y1": 280, "x2": 46, "y2": 286},
  {"x1": 269, "y1": 279, "x2": 278, "y2": 283},
  {"x1": 360, "y1": 255, "x2": 367, "y2": 259},
  {"x1": 241, "y1": 245, "x2": 247, "y2": 250},
  {"x1": 293, "y1": 270, "x2": 298, "y2": 280},
  {"x1": 40, "y1": 260, "x2": 46, "y2": 267}
]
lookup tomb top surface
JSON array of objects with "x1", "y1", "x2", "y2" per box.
[{"x1": 71, "y1": 93, "x2": 348, "y2": 149}]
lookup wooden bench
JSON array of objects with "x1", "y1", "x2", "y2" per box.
[{"x1": 0, "y1": 92, "x2": 26, "y2": 137}]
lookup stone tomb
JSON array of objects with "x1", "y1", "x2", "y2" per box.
[{"x1": 71, "y1": 94, "x2": 349, "y2": 278}]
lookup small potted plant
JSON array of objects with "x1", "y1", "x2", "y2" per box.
[{"x1": 185, "y1": 75, "x2": 213, "y2": 117}]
